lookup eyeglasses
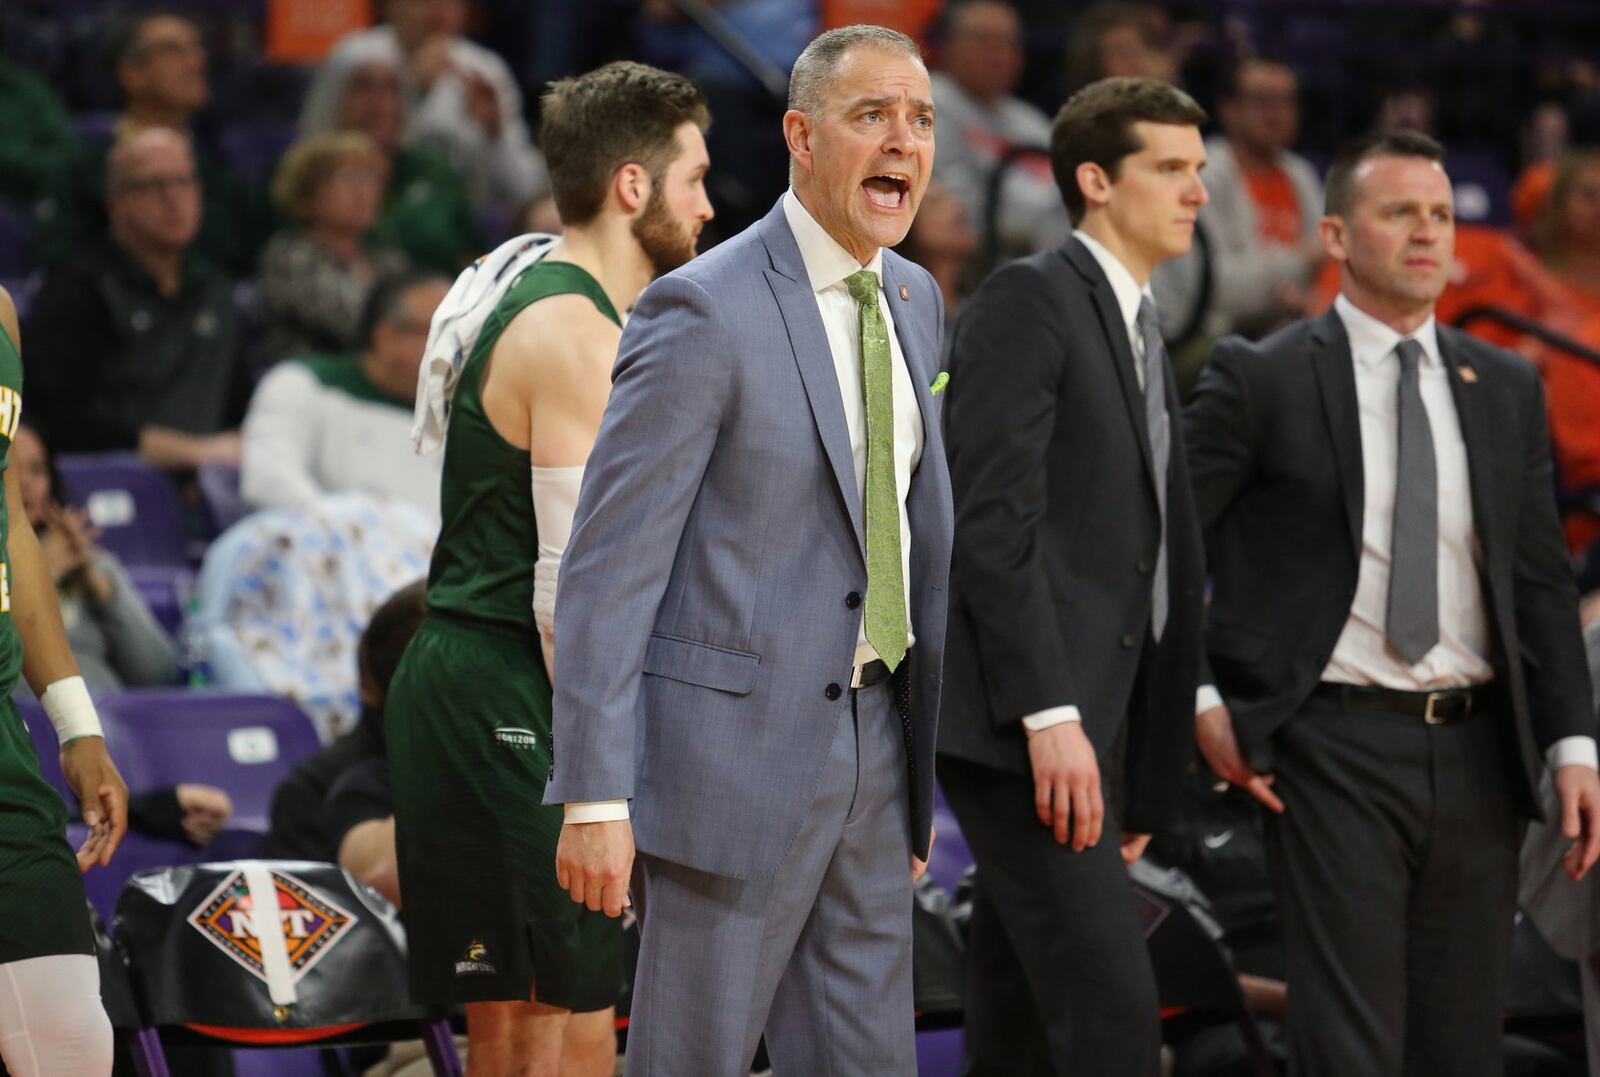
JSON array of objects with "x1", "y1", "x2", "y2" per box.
[{"x1": 115, "y1": 173, "x2": 199, "y2": 197}]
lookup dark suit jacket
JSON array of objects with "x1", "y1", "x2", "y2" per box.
[
  {"x1": 937, "y1": 238, "x2": 1206, "y2": 832},
  {"x1": 1184, "y1": 308, "x2": 1594, "y2": 816}
]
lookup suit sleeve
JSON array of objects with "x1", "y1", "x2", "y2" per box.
[
  {"x1": 945, "y1": 262, "x2": 1076, "y2": 726},
  {"x1": 1182, "y1": 336, "x2": 1263, "y2": 690},
  {"x1": 543, "y1": 275, "x2": 733, "y2": 805},
  {"x1": 1510, "y1": 366, "x2": 1595, "y2": 749}
]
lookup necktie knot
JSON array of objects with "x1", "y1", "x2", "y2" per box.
[
  {"x1": 1136, "y1": 294, "x2": 1161, "y2": 339},
  {"x1": 845, "y1": 270, "x2": 879, "y2": 307},
  {"x1": 1395, "y1": 338, "x2": 1424, "y2": 377}
]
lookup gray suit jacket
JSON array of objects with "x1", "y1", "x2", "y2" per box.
[{"x1": 545, "y1": 197, "x2": 954, "y2": 881}]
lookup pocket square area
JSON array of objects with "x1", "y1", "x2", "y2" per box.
[{"x1": 930, "y1": 372, "x2": 949, "y2": 396}]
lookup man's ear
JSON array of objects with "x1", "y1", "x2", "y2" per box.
[
  {"x1": 783, "y1": 110, "x2": 814, "y2": 178},
  {"x1": 614, "y1": 162, "x2": 650, "y2": 215},
  {"x1": 1076, "y1": 161, "x2": 1112, "y2": 212},
  {"x1": 1318, "y1": 215, "x2": 1348, "y2": 264}
]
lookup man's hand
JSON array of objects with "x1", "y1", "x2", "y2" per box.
[
  {"x1": 1028, "y1": 721, "x2": 1102, "y2": 850},
  {"x1": 1554, "y1": 763, "x2": 1600, "y2": 881},
  {"x1": 555, "y1": 819, "x2": 635, "y2": 918},
  {"x1": 176, "y1": 783, "x2": 233, "y2": 846},
  {"x1": 1197, "y1": 704, "x2": 1284, "y2": 813},
  {"x1": 60, "y1": 737, "x2": 128, "y2": 870},
  {"x1": 1120, "y1": 832, "x2": 1152, "y2": 866},
  {"x1": 912, "y1": 826, "x2": 935, "y2": 881}
]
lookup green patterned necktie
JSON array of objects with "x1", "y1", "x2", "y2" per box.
[{"x1": 845, "y1": 270, "x2": 907, "y2": 672}]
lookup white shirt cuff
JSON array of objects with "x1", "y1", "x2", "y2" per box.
[
  {"x1": 1021, "y1": 706, "x2": 1082, "y2": 734},
  {"x1": 563, "y1": 800, "x2": 630, "y2": 824},
  {"x1": 1196, "y1": 684, "x2": 1224, "y2": 715},
  {"x1": 1547, "y1": 736, "x2": 1599, "y2": 772}
]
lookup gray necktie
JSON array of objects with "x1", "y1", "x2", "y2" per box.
[
  {"x1": 1136, "y1": 296, "x2": 1170, "y2": 642},
  {"x1": 1387, "y1": 338, "x2": 1439, "y2": 665}
]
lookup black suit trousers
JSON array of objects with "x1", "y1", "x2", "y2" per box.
[
  {"x1": 1267, "y1": 694, "x2": 1523, "y2": 1077},
  {"x1": 938, "y1": 757, "x2": 1161, "y2": 1077}
]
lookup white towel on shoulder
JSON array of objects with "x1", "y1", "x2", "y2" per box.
[{"x1": 411, "y1": 232, "x2": 559, "y2": 455}]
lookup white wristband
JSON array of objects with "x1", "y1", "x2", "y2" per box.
[{"x1": 41, "y1": 676, "x2": 103, "y2": 745}]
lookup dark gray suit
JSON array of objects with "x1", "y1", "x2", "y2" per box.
[{"x1": 548, "y1": 197, "x2": 953, "y2": 1074}]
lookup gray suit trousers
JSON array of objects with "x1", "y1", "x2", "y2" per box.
[{"x1": 623, "y1": 680, "x2": 915, "y2": 1076}]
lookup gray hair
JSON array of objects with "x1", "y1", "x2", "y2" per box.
[{"x1": 787, "y1": 25, "x2": 926, "y2": 117}]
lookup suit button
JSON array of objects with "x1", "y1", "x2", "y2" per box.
[
  {"x1": 1120, "y1": 633, "x2": 1137, "y2": 648},
  {"x1": 1136, "y1": 558, "x2": 1153, "y2": 574},
  {"x1": 845, "y1": 591, "x2": 862, "y2": 609},
  {"x1": 825, "y1": 683, "x2": 842, "y2": 701}
]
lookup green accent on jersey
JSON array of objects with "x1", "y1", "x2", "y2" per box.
[
  {"x1": 0, "y1": 323, "x2": 23, "y2": 697},
  {"x1": 301, "y1": 353, "x2": 410, "y2": 410},
  {"x1": 424, "y1": 260, "x2": 621, "y2": 632}
]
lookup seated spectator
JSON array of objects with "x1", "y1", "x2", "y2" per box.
[
  {"x1": 301, "y1": 0, "x2": 550, "y2": 219},
  {"x1": 260, "y1": 579, "x2": 425, "y2": 863},
  {"x1": 1063, "y1": 2, "x2": 1178, "y2": 96},
  {"x1": 241, "y1": 273, "x2": 447, "y2": 517},
  {"x1": 300, "y1": 52, "x2": 483, "y2": 274},
  {"x1": 259, "y1": 132, "x2": 410, "y2": 365},
  {"x1": 33, "y1": 11, "x2": 270, "y2": 276},
  {"x1": 930, "y1": 0, "x2": 1069, "y2": 259},
  {"x1": 1192, "y1": 57, "x2": 1323, "y2": 339},
  {"x1": 1532, "y1": 148, "x2": 1600, "y2": 314},
  {"x1": 0, "y1": 59, "x2": 79, "y2": 213},
  {"x1": 894, "y1": 179, "x2": 978, "y2": 321},
  {"x1": 25, "y1": 128, "x2": 247, "y2": 469},
  {"x1": 10, "y1": 421, "x2": 179, "y2": 691}
]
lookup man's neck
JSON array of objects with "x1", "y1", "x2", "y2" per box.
[
  {"x1": 547, "y1": 218, "x2": 655, "y2": 317},
  {"x1": 1228, "y1": 138, "x2": 1279, "y2": 174},
  {"x1": 792, "y1": 184, "x2": 875, "y2": 267},
  {"x1": 1339, "y1": 284, "x2": 1434, "y2": 337},
  {"x1": 117, "y1": 235, "x2": 185, "y2": 298},
  {"x1": 1077, "y1": 214, "x2": 1152, "y2": 285},
  {"x1": 122, "y1": 102, "x2": 192, "y2": 133}
]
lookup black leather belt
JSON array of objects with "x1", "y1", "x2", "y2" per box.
[
  {"x1": 851, "y1": 659, "x2": 891, "y2": 689},
  {"x1": 1312, "y1": 682, "x2": 1488, "y2": 724}
]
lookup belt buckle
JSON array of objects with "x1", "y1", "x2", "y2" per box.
[
  {"x1": 850, "y1": 664, "x2": 866, "y2": 689},
  {"x1": 1423, "y1": 690, "x2": 1469, "y2": 724}
]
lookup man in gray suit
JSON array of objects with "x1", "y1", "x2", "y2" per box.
[{"x1": 544, "y1": 24, "x2": 953, "y2": 1077}]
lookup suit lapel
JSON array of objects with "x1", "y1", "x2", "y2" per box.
[
  {"x1": 1438, "y1": 330, "x2": 1497, "y2": 567},
  {"x1": 1063, "y1": 241, "x2": 1156, "y2": 490},
  {"x1": 1309, "y1": 310, "x2": 1365, "y2": 561},
  {"x1": 879, "y1": 255, "x2": 939, "y2": 457},
  {"x1": 759, "y1": 203, "x2": 866, "y2": 556}
]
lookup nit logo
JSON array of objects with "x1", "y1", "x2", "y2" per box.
[
  {"x1": 187, "y1": 870, "x2": 356, "y2": 986},
  {"x1": 455, "y1": 939, "x2": 496, "y2": 976}
]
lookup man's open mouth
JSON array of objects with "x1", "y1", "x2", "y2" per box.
[{"x1": 862, "y1": 174, "x2": 910, "y2": 209}]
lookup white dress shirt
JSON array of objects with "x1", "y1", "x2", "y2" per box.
[
  {"x1": 1021, "y1": 231, "x2": 1158, "y2": 734},
  {"x1": 563, "y1": 193, "x2": 927, "y2": 824},
  {"x1": 1198, "y1": 294, "x2": 1596, "y2": 772}
]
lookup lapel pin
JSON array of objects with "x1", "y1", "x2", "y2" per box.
[
  {"x1": 899, "y1": 284, "x2": 910, "y2": 301},
  {"x1": 1459, "y1": 366, "x2": 1478, "y2": 384}
]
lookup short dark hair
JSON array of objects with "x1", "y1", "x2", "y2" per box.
[
  {"x1": 110, "y1": 9, "x2": 191, "y2": 68},
  {"x1": 1323, "y1": 131, "x2": 1445, "y2": 217},
  {"x1": 539, "y1": 62, "x2": 710, "y2": 227},
  {"x1": 358, "y1": 579, "x2": 428, "y2": 698},
  {"x1": 1050, "y1": 76, "x2": 1208, "y2": 224},
  {"x1": 1221, "y1": 54, "x2": 1296, "y2": 102},
  {"x1": 359, "y1": 271, "x2": 449, "y2": 348},
  {"x1": 788, "y1": 25, "x2": 925, "y2": 117}
]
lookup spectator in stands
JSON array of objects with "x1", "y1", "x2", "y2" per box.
[
  {"x1": 34, "y1": 11, "x2": 270, "y2": 277},
  {"x1": 258, "y1": 132, "x2": 410, "y2": 365},
  {"x1": 25, "y1": 128, "x2": 247, "y2": 469},
  {"x1": 1532, "y1": 148, "x2": 1600, "y2": 310},
  {"x1": 241, "y1": 273, "x2": 448, "y2": 518},
  {"x1": 259, "y1": 579, "x2": 425, "y2": 865},
  {"x1": 0, "y1": 59, "x2": 79, "y2": 214},
  {"x1": 301, "y1": 0, "x2": 550, "y2": 220},
  {"x1": 1196, "y1": 57, "x2": 1324, "y2": 338},
  {"x1": 930, "y1": 0, "x2": 1070, "y2": 258},
  {"x1": 1063, "y1": 2, "x2": 1177, "y2": 96},
  {"x1": 10, "y1": 421, "x2": 179, "y2": 692},
  {"x1": 894, "y1": 179, "x2": 979, "y2": 320},
  {"x1": 300, "y1": 52, "x2": 483, "y2": 274}
]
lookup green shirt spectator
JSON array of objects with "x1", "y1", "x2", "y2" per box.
[{"x1": 0, "y1": 60, "x2": 79, "y2": 210}]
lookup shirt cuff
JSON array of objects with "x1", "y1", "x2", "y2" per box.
[
  {"x1": 562, "y1": 800, "x2": 630, "y2": 824},
  {"x1": 1196, "y1": 684, "x2": 1224, "y2": 715},
  {"x1": 1021, "y1": 706, "x2": 1082, "y2": 734},
  {"x1": 1547, "y1": 736, "x2": 1599, "y2": 772}
]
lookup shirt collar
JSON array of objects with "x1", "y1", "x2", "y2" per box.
[
  {"x1": 783, "y1": 188, "x2": 883, "y2": 295},
  {"x1": 1073, "y1": 229, "x2": 1155, "y2": 334},
  {"x1": 1334, "y1": 293, "x2": 1441, "y2": 371}
]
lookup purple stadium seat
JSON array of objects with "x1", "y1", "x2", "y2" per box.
[
  {"x1": 58, "y1": 452, "x2": 191, "y2": 569},
  {"x1": 0, "y1": 274, "x2": 41, "y2": 319},
  {"x1": 17, "y1": 693, "x2": 74, "y2": 803},
  {"x1": 915, "y1": 1028, "x2": 964, "y2": 1077},
  {"x1": 92, "y1": 690, "x2": 323, "y2": 832},
  {"x1": 197, "y1": 462, "x2": 247, "y2": 535},
  {"x1": 217, "y1": 122, "x2": 297, "y2": 189},
  {"x1": 128, "y1": 564, "x2": 196, "y2": 639},
  {"x1": 67, "y1": 825, "x2": 205, "y2": 923}
]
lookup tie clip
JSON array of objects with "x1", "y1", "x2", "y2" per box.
[
  {"x1": 1458, "y1": 367, "x2": 1478, "y2": 384},
  {"x1": 898, "y1": 284, "x2": 909, "y2": 301}
]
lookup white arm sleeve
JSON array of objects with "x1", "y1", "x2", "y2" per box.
[{"x1": 531, "y1": 465, "x2": 585, "y2": 639}]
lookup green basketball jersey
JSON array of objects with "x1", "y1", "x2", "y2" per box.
[
  {"x1": 0, "y1": 324, "x2": 25, "y2": 697},
  {"x1": 424, "y1": 260, "x2": 621, "y2": 632}
]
